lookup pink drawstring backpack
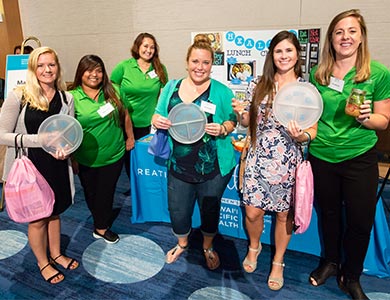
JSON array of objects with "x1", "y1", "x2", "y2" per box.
[
  {"x1": 5, "y1": 134, "x2": 54, "y2": 223},
  {"x1": 293, "y1": 159, "x2": 314, "y2": 234}
]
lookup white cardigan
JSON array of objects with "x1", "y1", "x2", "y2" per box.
[{"x1": 0, "y1": 89, "x2": 74, "y2": 182}]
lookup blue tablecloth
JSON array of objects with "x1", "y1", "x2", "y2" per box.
[{"x1": 130, "y1": 135, "x2": 390, "y2": 278}]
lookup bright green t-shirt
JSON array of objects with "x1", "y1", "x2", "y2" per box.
[
  {"x1": 309, "y1": 61, "x2": 390, "y2": 163},
  {"x1": 69, "y1": 86, "x2": 125, "y2": 167},
  {"x1": 110, "y1": 57, "x2": 168, "y2": 128}
]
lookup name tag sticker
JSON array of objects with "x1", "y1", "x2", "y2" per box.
[
  {"x1": 329, "y1": 76, "x2": 345, "y2": 93},
  {"x1": 200, "y1": 101, "x2": 216, "y2": 115},
  {"x1": 148, "y1": 70, "x2": 158, "y2": 79},
  {"x1": 97, "y1": 102, "x2": 115, "y2": 118}
]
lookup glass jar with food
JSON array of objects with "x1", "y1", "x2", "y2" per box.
[{"x1": 345, "y1": 88, "x2": 367, "y2": 117}]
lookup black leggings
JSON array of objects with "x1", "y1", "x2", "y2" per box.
[
  {"x1": 309, "y1": 147, "x2": 378, "y2": 279},
  {"x1": 78, "y1": 156, "x2": 124, "y2": 229}
]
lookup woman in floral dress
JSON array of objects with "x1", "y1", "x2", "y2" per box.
[{"x1": 232, "y1": 30, "x2": 318, "y2": 291}]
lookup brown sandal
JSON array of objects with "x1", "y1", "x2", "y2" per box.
[{"x1": 203, "y1": 247, "x2": 220, "y2": 270}]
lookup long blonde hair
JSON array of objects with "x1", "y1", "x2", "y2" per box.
[
  {"x1": 17, "y1": 46, "x2": 66, "y2": 111},
  {"x1": 314, "y1": 9, "x2": 370, "y2": 85}
]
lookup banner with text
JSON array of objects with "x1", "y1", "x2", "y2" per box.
[{"x1": 192, "y1": 29, "x2": 321, "y2": 99}]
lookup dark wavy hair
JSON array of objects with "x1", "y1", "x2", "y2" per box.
[
  {"x1": 249, "y1": 30, "x2": 302, "y2": 147},
  {"x1": 69, "y1": 54, "x2": 125, "y2": 125},
  {"x1": 131, "y1": 33, "x2": 167, "y2": 85}
]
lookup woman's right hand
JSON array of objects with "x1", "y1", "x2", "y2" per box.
[{"x1": 151, "y1": 114, "x2": 172, "y2": 130}]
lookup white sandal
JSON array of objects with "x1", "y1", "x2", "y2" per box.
[
  {"x1": 268, "y1": 261, "x2": 285, "y2": 291},
  {"x1": 242, "y1": 243, "x2": 262, "y2": 273},
  {"x1": 165, "y1": 244, "x2": 188, "y2": 264}
]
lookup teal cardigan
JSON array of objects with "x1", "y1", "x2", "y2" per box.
[{"x1": 155, "y1": 78, "x2": 236, "y2": 177}]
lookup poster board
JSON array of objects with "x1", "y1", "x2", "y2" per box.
[
  {"x1": 192, "y1": 28, "x2": 321, "y2": 97},
  {"x1": 4, "y1": 54, "x2": 29, "y2": 97}
]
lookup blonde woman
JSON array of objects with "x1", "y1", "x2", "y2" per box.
[
  {"x1": 0, "y1": 47, "x2": 78, "y2": 284},
  {"x1": 308, "y1": 9, "x2": 390, "y2": 299}
]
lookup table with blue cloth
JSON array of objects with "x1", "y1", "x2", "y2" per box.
[{"x1": 130, "y1": 134, "x2": 390, "y2": 278}]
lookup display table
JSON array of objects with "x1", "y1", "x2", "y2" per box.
[{"x1": 130, "y1": 135, "x2": 390, "y2": 278}]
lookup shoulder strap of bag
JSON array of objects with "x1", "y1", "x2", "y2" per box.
[
  {"x1": 14, "y1": 133, "x2": 25, "y2": 159},
  {"x1": 60, "y1": 90, "x2": 68, "y2": 105}
]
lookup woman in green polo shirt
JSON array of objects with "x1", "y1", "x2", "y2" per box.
[
  {"x1": 111, "y1": 32, "x2": 168, "y2": 186},
  {"x1": 69, "y1": 55, "x2": 134, "y2": 244},
  {"x1": 308, "y1": 9, "x2": 390, "y2": 299}
]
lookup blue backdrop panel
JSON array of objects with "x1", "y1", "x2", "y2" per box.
[{"x1": 130, "y1": 135, "x2": 390, "y2": 277}]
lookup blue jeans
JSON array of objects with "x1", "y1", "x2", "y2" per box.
[{"x1": 167, "y1": 169, "x2": 234, "y2": 238}]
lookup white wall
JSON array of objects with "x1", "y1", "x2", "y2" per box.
[{"x1": 18, "y1": 0, "x2": 390, "y2": 81}]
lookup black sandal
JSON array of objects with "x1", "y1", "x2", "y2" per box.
[
  {"x1": 309, "y1": 261, "x2": 338, "y2": 286},
  {"x1": 337, "y1": 275, "x2": 369, "y2": 300},
  {"x1": 40, "y1": 263, "x2": 64, "y2": 284},
  {"x1": 50, "y1": 254, "x2": 79, "y2": 270}
]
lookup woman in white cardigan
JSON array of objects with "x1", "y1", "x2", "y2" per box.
[{"x1": 0, "y1": 47, "x2": 78, "y2": 284}]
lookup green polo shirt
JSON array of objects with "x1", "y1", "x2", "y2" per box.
[
  {"x1": 309, "y1": 60, "x2": 390, "y2": 163},
  {"x1": 110, "y1": 57, "x2": 168, "y2": 128},
  {"x1": 69, "y1": 86, "x2": 125, "y2": 167}
]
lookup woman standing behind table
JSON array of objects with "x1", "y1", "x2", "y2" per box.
[
  {"x1": 151, "y1": 34, "x2": 236, "y2": 270},
  {"x1": 232, "y1": 31, "x2": 317, "y2": 291},
  {"x1": 111, "y1": 33, "x2": 168, "y2": 186},
  {"x1": 0, "y1": 47, "x2": 78, "y2": 284},
  {"x1": 308, "y1": 9, "x2": 390, "y2": 300},
  {"x1": 69, "y1": 55, "x2": 134, "y2": 244}
]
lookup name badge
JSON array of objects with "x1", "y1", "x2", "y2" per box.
[
  {"x1": 200, "y1": 100, "x2": 216, "y2": 115},
  {"x1": 329, "y1": 76, "x2": 344, "y2": 93},
  {"x1": 148, "y1": 70, "x2": 158, "y2": 79},
  {"x1": 97, "y1": 102, "x2": 115, "y2": 118}
]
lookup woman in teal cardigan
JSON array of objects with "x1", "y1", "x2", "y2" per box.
[{"x1": 152, "y1": 34, "x2": 236, "y2": 270}]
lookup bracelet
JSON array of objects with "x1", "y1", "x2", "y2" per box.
[
  {"x1": 300, "y1": 131, "x2": 311, "y2": 146},
  {"x1": 221, "y1": 123, "x2": 228, "y2": 136}
]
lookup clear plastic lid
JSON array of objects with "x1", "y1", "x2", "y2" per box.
[
  {"x1": 38, "y1": 114, "x2": 83, "y2": 155},
  {"x1": 273, "y1": 82, "x2": 323, "y2": 129},
  {"x1": 168, "y1": 103, "x2": 207, "y2": 144}
]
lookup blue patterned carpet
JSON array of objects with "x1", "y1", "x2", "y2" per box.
[{"x1": 0, "y1": 168, "x2": 389, "y2": 300}]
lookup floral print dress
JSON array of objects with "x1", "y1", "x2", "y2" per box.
[{"x1": 242, "y1": 95, "x2": 302, "y2": 212}]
